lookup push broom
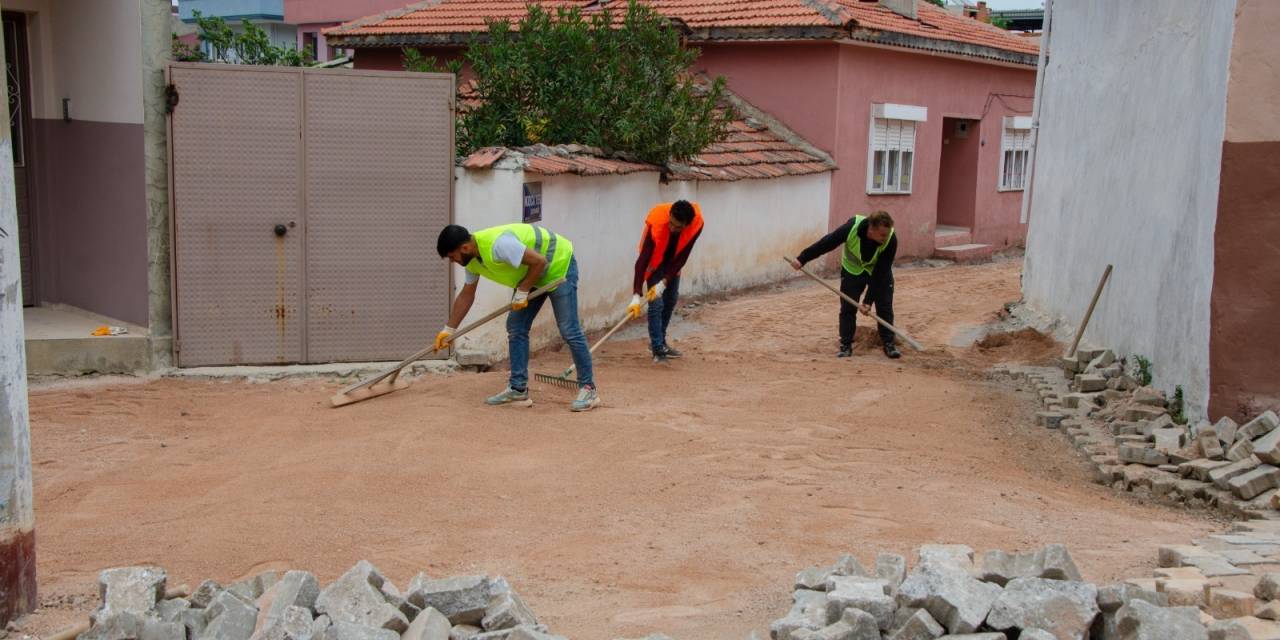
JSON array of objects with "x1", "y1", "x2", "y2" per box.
[
  {"x1": 535, "y1": 309, "x2": 636, "y2": 389},
  {"x1": 330, "y1": 279, "x2": 564, "y2": 408},
  {"x1": 784, "y1": 257, "x2": 925, "y2": 352}
]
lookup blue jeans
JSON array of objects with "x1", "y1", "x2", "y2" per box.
[
  {"x1": 647, "y1": 275, "x2": 680, "y2": 353},
  {"x1": 506, "y1": 257, "x2": 594, "y2": 390}
]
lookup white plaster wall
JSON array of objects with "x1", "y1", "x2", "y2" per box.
[
  {"x1": 0, "y1": 50, "x2": 35, "y2": 547},
  {"x1": 1022, "y1": 0, "x2": 1236, "y2": 418},
  {"x1": 450, "y1": 167, "x2": 831, "y2": 360},
  {"x1": 7, "y1": 0, "x2": 146, "y2": 123},
  {"x1": 48, "y1": 0, "x2": 145, "y2": 124}
]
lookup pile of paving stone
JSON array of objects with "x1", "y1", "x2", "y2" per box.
[
  {"x1": 768, "y1": 542, "x2": 1280, "y2": 640},
  {"x1": 76, "y1": 561, "x2": 564, "y2": 640},
  {"x1": 996, "y1": 349, "x2": 1280, "y2": 519}
]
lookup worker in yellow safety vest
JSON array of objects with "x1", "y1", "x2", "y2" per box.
[
  {"x1": 788, "y1": 210, "x2": 901, "y2": 359},
  {"x1": 435, "y1": 223, "x2": 599, "y2": 411}
]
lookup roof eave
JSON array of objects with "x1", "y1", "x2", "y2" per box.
[
  {"x1": 684, "y1": 26, "x2": 846, "y2": 42},
  {"x1": 331, "y1": 25, "x2": 850, "y2": 48},
  {"x1": 327, "y1": 32, "x2": 480, "y2": 48},
  {"x1": 327, "y1": 24, "x2": 1037, "y2": 68},
  {"x1": 842, "y1": 28, "x2": 1037, "y2": 67}
]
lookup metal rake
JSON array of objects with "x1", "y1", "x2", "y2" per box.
[{"x1": 535, "y1": 312, "x2": 634, "y2": 389}]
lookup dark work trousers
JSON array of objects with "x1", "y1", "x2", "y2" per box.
[
  {"x1": 839, "y1": 270, "x2": 895, "y2": 348},
  {"x1": 647, "y1": 275, "x2": 681, "y2": 353}
]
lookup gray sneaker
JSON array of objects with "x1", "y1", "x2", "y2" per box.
[
  {"x1": 486, "y1": 386, "x2": 532, "y2": 407},
  {"x1": 571, "y1": 386, "x2": 600, "y2": 412}
]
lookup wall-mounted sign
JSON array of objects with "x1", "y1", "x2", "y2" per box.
[{"x1": 522, "y1": 182, "x2": 543, "y2": 223}]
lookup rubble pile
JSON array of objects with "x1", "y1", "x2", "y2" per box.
[
  {"x1": 997, "y1": 349, "x2": 1280, "y2": 519},
  {"x1": 76, "y1": 562, "x2": 563, "y2": 640},
  {"x1": 770, "y1": 541, "x2": 1280, "y2": 640}
]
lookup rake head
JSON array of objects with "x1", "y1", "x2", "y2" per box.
[{"x1": 534, "y1": 371, "x2": 580, "y2": 389}]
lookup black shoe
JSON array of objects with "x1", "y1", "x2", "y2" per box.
[
  {"x1": 837, "y1": 346, "x2": 853, "y2": 358},
  {"x1": 883, "y1": 343, "x2": 901, "y2": 359},
  {"x1": 662, "y1": 343, "x2": 682, "y2": 358},
  {"x1": 653, "y1": 350, "x2": 670, "y2": 365}
]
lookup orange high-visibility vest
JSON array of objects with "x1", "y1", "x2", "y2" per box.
[{"x1": 639, "y1": 202, "x2": 704, "y2": 278}]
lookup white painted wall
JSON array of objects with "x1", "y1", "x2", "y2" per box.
[
  {"x1": 1021, "y1": 0, "x2": 1236, "y2": 418},
  {"x1": 0, "y1": 34, "x2": 36, "y2": 574},
  {"x1": 449, "y1": 167, "x2": 831, "y2": 359},
  {"x1": 6, "y1": 0, "x2": 145, "y2": 123},
  {"x1": 49, "y1": 0, "x2": 145, "y2": 124}
]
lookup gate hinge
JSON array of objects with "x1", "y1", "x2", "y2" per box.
[{"x1": 165, "y1": 84, "x2": 180, "y2": 114}]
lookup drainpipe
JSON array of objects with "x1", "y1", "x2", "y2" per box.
[
  {"x1": 0, "y1": 5, "x2": 38, "y2": 623},
  {"x1": 1020, "y1": 0, "x2": 1053, "y2": 225}
]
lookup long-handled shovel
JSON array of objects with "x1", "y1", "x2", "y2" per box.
[
  {"x1": 330, "y1": 279, "x2": 564, "y2": 408},
  {"x1": 534, "y1": 312, "x2": 633, "y2": 389},
  {"x1": 784, "y1": 257, "x2": 924, "y2": 352}
]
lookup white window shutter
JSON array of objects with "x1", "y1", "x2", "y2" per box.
[
  {"x1": 873, "y1": 118, "x2": 888, "y2": 150},
  {"x1": 900, "y1": 121, "x2": 916, "y2": 152}
]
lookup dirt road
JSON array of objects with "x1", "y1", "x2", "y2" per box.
[{"x1": 24, "y1": 259, "x2": 1218, "y2": 639}]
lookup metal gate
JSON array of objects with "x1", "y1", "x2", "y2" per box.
[{"x1": 167, "y1": 64, "x2": 454, "y2": 366}]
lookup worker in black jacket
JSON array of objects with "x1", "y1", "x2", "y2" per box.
[{"x1": 788, "y1": 210, "x2": 900, "y2": 359}]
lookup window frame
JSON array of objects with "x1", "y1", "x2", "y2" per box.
[
  {"x1": 866, "y1": 104, "x2": 926, "y2": 196},
  {"x1": 999, "y1": 117, "x2": 1034, "y2": 192}
]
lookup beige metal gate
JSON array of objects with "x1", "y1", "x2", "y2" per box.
[{"x1": 168, "y1": 64, "x2": 454, "y2": 366}]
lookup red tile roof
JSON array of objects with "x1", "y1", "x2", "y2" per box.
[
  {"x1": 328, "y1": 0, "x2": 1038, "y2": 64},
  {"x1": 458, "y1": 84, "x2": 836, "y2": 182},
  {"x1": 837, "y1": 0, "x2": 1039, "y2": 56}
]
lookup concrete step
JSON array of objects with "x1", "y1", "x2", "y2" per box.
[
  {"x1": 23, "y1": 305, "x2": 151, "y2": 375},
  {"x1": 932, "y1": 243, "x2": 995, "y2": 264},
  {"x1": 934, "y1": 225, "x2": 973, "y2": 249}
]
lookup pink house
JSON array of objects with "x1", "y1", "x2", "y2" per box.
[{"x1": 326, "y1": 0, "x2": 1039, "y2": 259}]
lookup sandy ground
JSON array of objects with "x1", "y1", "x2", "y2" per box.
[{"x1": 18, "y1": 258, "x2": 1221, "y2": 639}]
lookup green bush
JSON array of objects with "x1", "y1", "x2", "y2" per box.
[
  {"x1": 1130, "y1": 355, "x2": 1153, "y2": 387},
  {"x1": 1171, "y1": 385, "x2": 1187, "y2": 425},
  {"x1": 409, "y1": 1, "x2": 731, "y2": 166}
]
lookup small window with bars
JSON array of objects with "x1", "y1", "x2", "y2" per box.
[
  {"x1": 867, "y1": 118, "x2": 916, "y2": 195},
  {"x1": 1000, "y1": 126, "x2": 1032, "y2": 191}
]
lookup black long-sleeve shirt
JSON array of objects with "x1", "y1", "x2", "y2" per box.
[
  {"x1": 633, "y1": 227, "x2": 703, "y2": 294},
  {"x1": 796, "y1": 217, "x2": 897, "y2": 305}
]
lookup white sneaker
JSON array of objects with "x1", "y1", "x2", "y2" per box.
[
  {"x1": 485, "y1": 387, "x2": 532, "y2": 407},
  {"x1": 571, "y1": 386, "x2": 600, "y2": 412}
]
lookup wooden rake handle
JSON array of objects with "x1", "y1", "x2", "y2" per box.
[
  {"x1": 784, "y1": 257, "x2": 925, "y2": 352},
  {"x1": 338, "y1": 278, "x2": 565, "y2": 395},
  {"x1": 562, "y1": 312, "x2": 633, "y2": 377}
]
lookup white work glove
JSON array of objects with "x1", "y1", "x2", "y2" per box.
[
  {"x1": 511, "y1": 289, "x2": 530, "y2": 311},
  {"x1": 646, "y1": 280, "x2": 666, "y2": 302},
  {"x1": 626, "y1": 294, "x2": 644, "y2": 320},
  {"x1": 434, "y1": 326, "x2": 455, "y2": 351}
]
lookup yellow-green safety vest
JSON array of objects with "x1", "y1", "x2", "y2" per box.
[
  {"x1": 841, "y1": 215, "x2": 894, "y2": 276},
  {"x1": 465, "y1": 223, "x2": 574, "y2": 289}
]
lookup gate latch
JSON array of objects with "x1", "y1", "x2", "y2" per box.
[{"x1": 165, "y1": 84, "x2": 180, "y2": 114}]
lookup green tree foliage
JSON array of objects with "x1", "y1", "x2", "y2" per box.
[
  {"x1": 180, "y1": 11, "x2": 313, "y2": 66},
  {"x1": 171, "y1": 33, "x2": 206, "y2": 62},
  {"x1": 408, "y1": 1, "x2": 731, "y2": 166}
]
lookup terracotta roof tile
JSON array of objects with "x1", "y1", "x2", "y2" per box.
[
  {"x1": 461, "y1": 146, "x2": 506, "y2": 168},
  {"x1": 836, "y1": 0, "x2": 1039, "y2": 56},
  {"x1": 456, "y1": 82, "x2": 836, "y2": 182},
  {"x1": 328, "y1": 0, "x2": 1037, "y2": 61}
]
